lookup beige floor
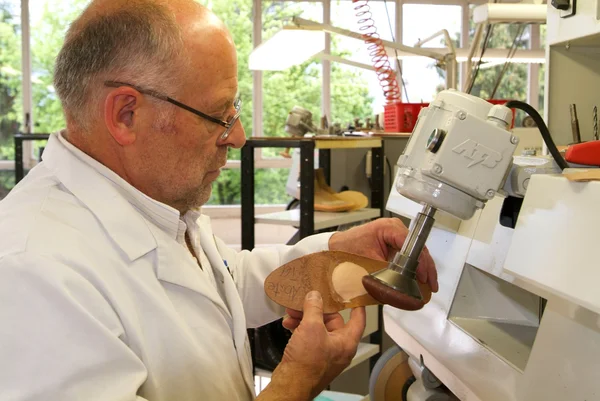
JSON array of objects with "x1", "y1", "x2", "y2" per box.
[{"x1": 210, "y1": 218, "x2": 298, "y2": 250}]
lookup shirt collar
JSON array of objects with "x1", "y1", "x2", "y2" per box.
[
  {"x1": 54, "y1": 131, "x2": 186, "y2": 241},
  {"x1": 42, "y1": 131, "x2": 191, "y2": 259}
]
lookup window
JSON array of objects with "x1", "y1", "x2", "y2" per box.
[
  {"x1": 329, "y1": 0, "x2": 390, "y2": 121},
  {"x1": 468, "y1": 24, "x2": 530, "y2": 101},
  {"x1": 0, "y1": 0, "x2": 21, "y2": 198},
  {"x1": 3, "y1": 0, "x2": 547, "y2": 205},
  {"x1": 262, "y1": 1, "x2": 323, "y2": 149},
  {"x1": 30, "y1": 0, "x2": 90, "y2": 133},
  {"x1": 196, "y1": 0, "x2": 253, "y2": 166},
  {"x1": 402, "y1": 4, "x2": 462, "y2": 103}
]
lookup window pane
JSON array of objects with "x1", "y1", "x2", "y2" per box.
[
  {"x1": 196, "y1": 0, "x2": 252, "y2": 162},
  {"x1": 0, "y1": 0, "x2": 21, "y2": 198},
  {"x1": 207, "y1": 167, "x2": 291, "y2": 205},
  {"x1": 468, "y1": 24, "x2": 530, "y2": 125},
  {"x1": 262, "y1": 1, "x2": 323, "y2": 155},
  {"x1": 330, "y1": 0, "x2": 391, "y2": 121},
  {"x1": 401, "y1": 4, "x2": 461, "y2": 103},
  {"x1": 30, "y1": 0, "x2": 90, "y2": 133},
  {"x1": 1, "y1": 0, "x2": 21, "y2": 163}
]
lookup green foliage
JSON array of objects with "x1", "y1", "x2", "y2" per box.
[
  {"x1": 31, "y1": 0, "x2": 89, "y2": 133},
  {"x1": 206, "y1": 167, "x2": 290, "y2": 205},
  {"x1": 468, "y1": 24, "x2": 529, "y2": 102},
  {"x1": 1, "y1": 0, "x2": 375, "y2": 205},
  {"x1": 0, "y1": 1, "x2": 22, "y2": 151},
  {"x1": 464, "y1": 23, "x2": 531, "y2": 126},
  {"x1": 206, "y1": 0, "x2": 375, "y2": 205}
]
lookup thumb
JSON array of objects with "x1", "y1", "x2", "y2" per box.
[{"x1": 302, "y1": 291, "x2": 324, "y2": 324}]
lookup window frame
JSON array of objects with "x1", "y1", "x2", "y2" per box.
[{"x1": 4, "y1": 0, "x2": 545, "y2": 182}]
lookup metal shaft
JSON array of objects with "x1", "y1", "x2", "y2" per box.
[
  {"x1": 390, "y1": 205, "x2": 437, "y2": 277},
  {"x1": 570, "y1": 104, "x2": 581, "y2": 143},
  {"x1": 366, "y1": 204, "x2": 437, "y2": 301}
]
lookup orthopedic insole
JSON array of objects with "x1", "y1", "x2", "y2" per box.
[{"x1": 264, "y1": 250, "x2": 432, "y2": 313}]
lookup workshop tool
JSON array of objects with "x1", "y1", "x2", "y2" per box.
[
  {"x1": 594, "y1": 106, "x2": 598, "y2": 140},
  {"x1": 362, "y1": 206, "x2": 436, "y2": 307},
  {"x1": 369, "y1": 346, "x2": 413, "y2": 401},
  {"x1": 570, "y1": 104, "x2": 581, "y2": 143},
  {"x1": 363, "y1": 90, "x2": 520, "y2": 307},
  {"x1": 566, "y1": 105, "x2": 600, "y2": 166},
  {"x1": 565, "y1": 141, "x2": 600, "y2": 166},
  {"x1": 264, "y1": 250, "x2": 432, "y2": 313}
]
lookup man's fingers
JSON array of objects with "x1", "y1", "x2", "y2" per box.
[
  {"x1": 389, "y1": 219, "x2": 410, "y2": 250},
  {"x1": 429, "y1": 260, "x2": 439, "y2": 292},
  {"x1": 302, "y1": 291, "x2": 324, "y2": 324},
  {"x1": 282, "y1": 317, "x2": 300, "y2": 332},
  {"x1": 286, "y1": 308, "x2": 303, "y2": 320},
  {"x1": 416, "y1": 264, "x2": 427, "y2": 284},
  {"x1": 344, "y1": 307, "x2": 366, "y2": 342},
  {"x1": 420, "y1": 247, "x2": 438, "y2": 293},
  {"x1": 324, "y1": 313, "x2": 345, "y2": 332}
]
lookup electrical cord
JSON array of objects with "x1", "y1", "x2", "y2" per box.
[
  {"x1": 467, "y1": 23, "x2": 494, "y2": 94},
  {"x1": 490, "y1": 24, "x2": 525, "y2": 99},
  {"x1": 505, "y1": 100, "x2": 570, "y2": 170}
]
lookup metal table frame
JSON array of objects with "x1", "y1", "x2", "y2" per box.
[
  {"x1": 240, "y1": 137, "x2": 385, "y2": 250},
  {"x1": 14, "y1": 133, "x2": 51, "y2": 183}
]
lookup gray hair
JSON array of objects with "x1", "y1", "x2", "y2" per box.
[{"x1": 53, "y1": 1, "x2": 185, "y2": 130}]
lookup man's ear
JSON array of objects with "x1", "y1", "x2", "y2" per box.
[{"x1": 104, "y1": 87, "x2": 142, "y2": 146}]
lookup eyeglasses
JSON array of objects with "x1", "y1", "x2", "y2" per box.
[{"x1": 104, "y1": 80, "x2": 242, "y2": 140}]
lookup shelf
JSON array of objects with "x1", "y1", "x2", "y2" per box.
[
  {"x1": 372, "y1": 132, "x2": 412, "y2": 138},
  {"x1": 255, "y1": 208, "x2": 381, "y2": 230},
  {"x1": 254, "y1": 342, "x2": 380, "y2": 379},
  {"x1": 247, "y1": 136, "x2": 382, "y2": 150},
  {"x1": 314, "y1": 137, "x2": 382, "y2": 149}
]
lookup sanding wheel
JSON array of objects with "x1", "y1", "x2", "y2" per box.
[{"x1": 369, "y1": 346, "x2": 414, "y2": 401}]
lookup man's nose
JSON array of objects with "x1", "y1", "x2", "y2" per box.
[{"x1": 221, "y1": 119, "x2": 246, "y2": 149}]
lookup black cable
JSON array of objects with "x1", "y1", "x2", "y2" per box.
[
  {"x1": 383, "y1": 0, "x2": 409, "y2": 102},
  {"x1": 505, "y1": 100, "x2": 569, "y2": 170},
  {"x1": 490, "y1": 24, "x2": 525, "y2": 99},
  {"x1": 467, "y1": 23, "x2": 494, "y2": 94}
]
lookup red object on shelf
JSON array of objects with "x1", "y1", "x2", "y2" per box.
[
  {"x1": 383, "y1": 99, "x2": 517, "y2": 133},
  {"x1": 384, "y1": 102, "x2": 428, "y2": 133},
  {"x1": 565, "y1": 141, "x2": 600, "y2": 166}
]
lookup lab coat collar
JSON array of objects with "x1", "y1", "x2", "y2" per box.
[{"x1": 42, "y1": 133, "x2": 160, "y2": 261}]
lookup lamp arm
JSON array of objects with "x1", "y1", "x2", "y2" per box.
[
  {"x1": 291, "y1": 16, "x2": 448, "y2": 62},
  {"x1": 414, "y1": 29, "x2": 457, "y2": 58}
]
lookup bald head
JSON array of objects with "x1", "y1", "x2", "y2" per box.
[{"x1": 53, "y1": 0, "x2": 228, "y2": 131}]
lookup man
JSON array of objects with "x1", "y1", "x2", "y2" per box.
[{"x1": 0, "y1": 1, "x2": 437, "y2": 400}]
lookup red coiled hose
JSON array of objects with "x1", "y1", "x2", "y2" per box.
[{"x1": 352, "y1": 0, "x2": 401, "y2": 104}]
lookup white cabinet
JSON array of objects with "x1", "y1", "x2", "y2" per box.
[{"x1": 545, "y1": 1, "x2": 600, "y2": 145}]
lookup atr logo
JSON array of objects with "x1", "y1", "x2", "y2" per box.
[{"x1": 452, "y1": 139, "x2": 502, "y2": 168}]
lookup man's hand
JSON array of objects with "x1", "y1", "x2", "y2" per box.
[
  {"x1": 257, "y1": 291, "x2": 366, "y2": 401},
  {"x1": 328, "y1": 218, "x2": 438, "y2": 292}
]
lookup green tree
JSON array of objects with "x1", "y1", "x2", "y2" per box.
[
  {"x1": 0, "y1": 0, "x2": 21, "y2": 160},
  {"x1": 469, "y1": 24, "x2": 529, "y2": 102},
  {"x1": 30, "y1": 0, "x2": 90, "y2": 133},
  {"x1": 205, "y1": 0, "x2": 375, "y2": 205},
  {"x1": 1, "y1": 0, "x2": 375, "y2": 205}
]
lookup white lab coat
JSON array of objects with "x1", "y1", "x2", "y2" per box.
[{"x1": 0, "y1": 134, "x2": 332, "y2": 401}]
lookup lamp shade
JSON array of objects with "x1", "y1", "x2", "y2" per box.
[{"x1": 249, "y1": 29, "x2": 326, "y2": 71}]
